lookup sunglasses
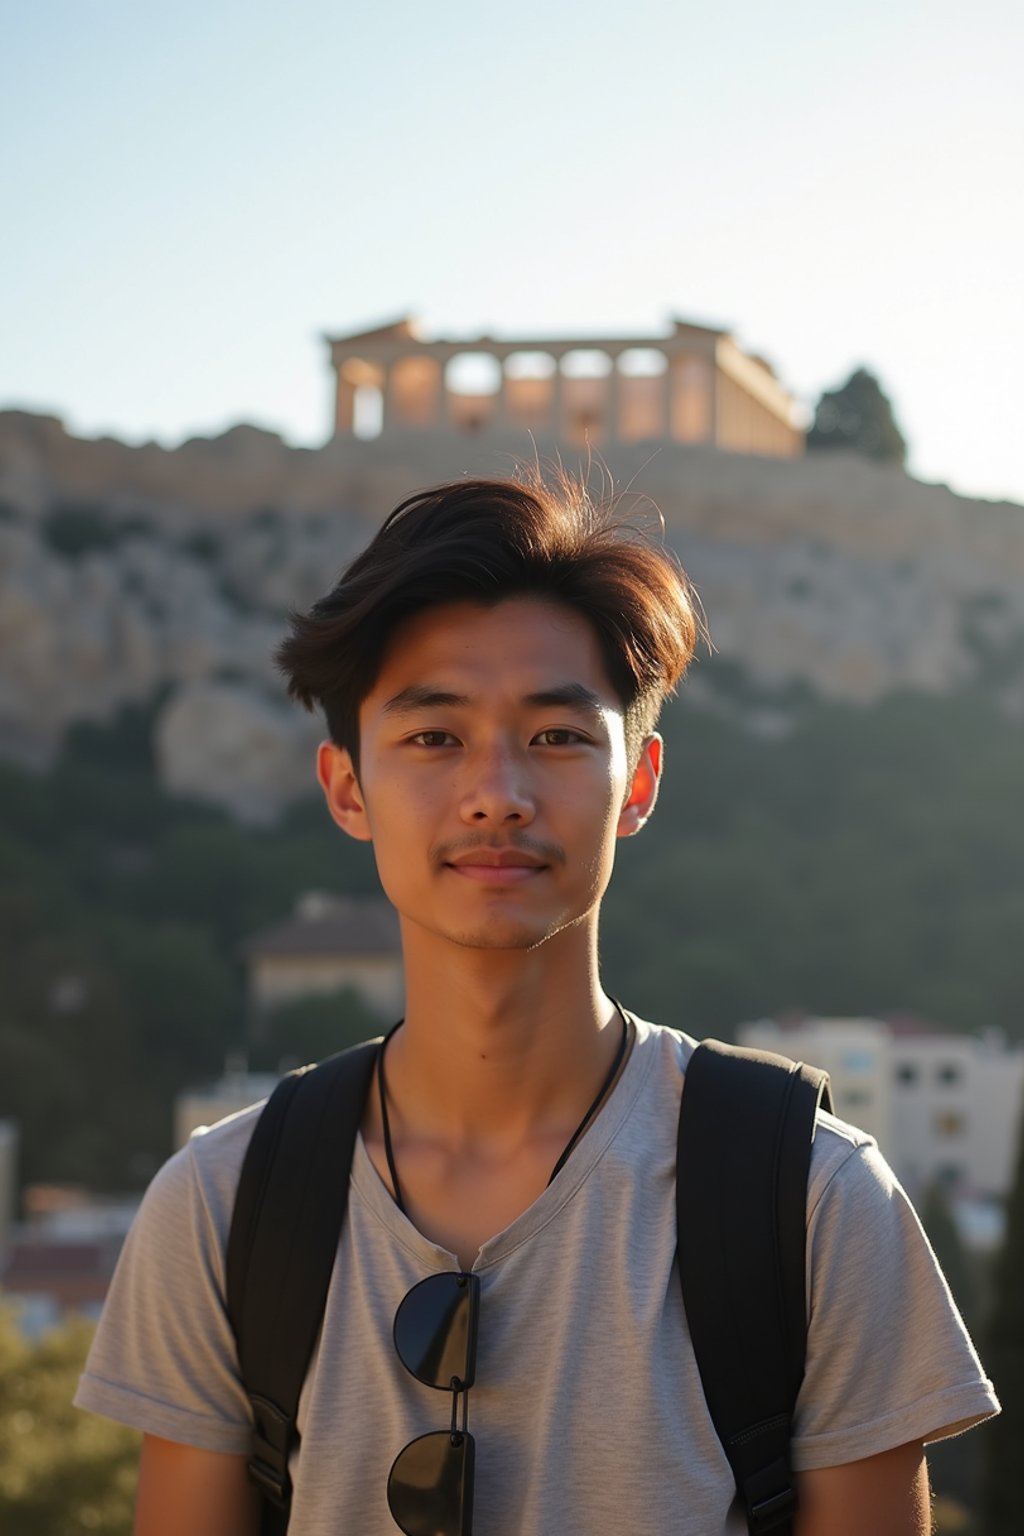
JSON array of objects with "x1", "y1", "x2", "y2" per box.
[{"x1": 388, "y1": 1270, "x2": 481, "y2": 1536}]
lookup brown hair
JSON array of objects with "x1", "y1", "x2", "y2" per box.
[{"x1": 277, "y1": 471, "x2": 704, "y2": 774}]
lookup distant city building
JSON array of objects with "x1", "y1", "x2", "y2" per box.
[
  {"x1": 325, "y1": 315, "x2": 803, "y2": 457},
  {"x1": 242, "y1": 891, "x2": 403, "y2": 1029},
  {"x1": 2, "y1": 1239, "x2": 123, "y2": 1334},
  {"x1": 738, "y1": 1015, "x2": 1024, "y2": 1207},
  {"x1": 0, "y1": 1186, "x2": 138, "y2": 1334},
  {"x1": 174, "y1": 1067, "x2": 282, "y2": 1150}
]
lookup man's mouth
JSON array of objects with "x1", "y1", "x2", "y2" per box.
[{"x1": 444, "y1": 850, "x2": 547, "y2": 883}]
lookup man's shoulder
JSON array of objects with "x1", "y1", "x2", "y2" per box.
[
  {"x1": 806, "y1": 1106, "x2": 888, "y2": 1224},
  {"x1": 182, "y1": 1095, "x2": 268, "y2": 1183},
  {"x1": 627, "y1": 1013, "x2": 697, "y2": 1067},
  {"x1": 140, "y1": 1095, "x2": 270, "y2": 1238},
  {"x1": 649, "y1": 1023, "x2": 883, "y2": 1205}
]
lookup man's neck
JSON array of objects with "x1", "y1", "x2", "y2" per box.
[{"x1": 381, "y1": 922, "x2": 623, "y2": 1152}]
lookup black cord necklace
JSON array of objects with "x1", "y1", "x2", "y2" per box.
[{"x1": 376, "y1": 1001, "x2": 631, "y2": 1216}]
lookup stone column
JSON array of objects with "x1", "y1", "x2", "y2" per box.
[
  {"x1": 550, "y1": 354, "x2": 565, "y2": 440},
  {"x1": 379, "y1": 360, "x2": 395, "y2": 433},
  {"x1": 665, "y1": 356, "x2": 677, "y2": 441},
  {"x1": 491, "y1": 352, "x2": 512, "y2": 432},
  {"x1": 657, "y1": 349, "x2": 672, "y2": 438},
  {"x1": 606, "y1": 353, "x2": 621, "y2": 443},
  {"x1": 426, "y1": 349, "x2": 448, "y2": 427},
  {"x1": 441, "y1": 354, "x2": 462, "y2": 430},
  {"x1": 707, "y1": 358, "x2": 719, "y2": 447},
  {"x1": 335, "y1": 366, "x2": 356, "y2": 436}
]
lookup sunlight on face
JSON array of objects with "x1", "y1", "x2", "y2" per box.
[{"x1": 352, "y1": 596, "x2": 640, "y2": 954}]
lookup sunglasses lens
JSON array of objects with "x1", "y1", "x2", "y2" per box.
[
  {"x1": 394, "y1": 1271, "x2": 479, "y2": 1390},
  {"x1": 388, "y1": 1429, "x2": 475, "y2": 1536}
]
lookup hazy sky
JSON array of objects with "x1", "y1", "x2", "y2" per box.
[{"x1": 3, "y1": 0, "x2": 1023, "y2": 503}]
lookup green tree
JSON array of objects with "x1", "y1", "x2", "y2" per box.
[
  {"x1": 921, "y1": 1184, "x2": 985, "y2": 1521},
  {"x1": 807, "y1": 366, "x2": 907, "y2": 464},
  {"x1": 981, "y1": 1089, "x2": 1024, "y2": 1535},
  {"x1": 251, "y1": 986, "x2": 385, "y2": 1073},
  {"x1": 0, "y1": 1306, "x2": 139, "y2": 1534},
  {"x1": 7, "y1": 686, "x2": 1024, "y2": 1194},
  {"x1": 921, "y1": 1181, "x2": 977, "y2": 1330}
]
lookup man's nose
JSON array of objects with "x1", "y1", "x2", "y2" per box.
[{"x1": 459, "y1": 747, "x2": 536, "y2": 823}]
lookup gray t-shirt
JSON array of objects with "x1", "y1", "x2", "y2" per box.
[{"x1": 76, "y1": 1018, "x2": 999, "y2": 1535}]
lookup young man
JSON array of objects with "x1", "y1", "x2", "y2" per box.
[{"x1": 77, "y1": 474, "x2": 998, "y2": 1535}]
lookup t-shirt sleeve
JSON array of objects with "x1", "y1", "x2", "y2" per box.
[
  {"x1": 74, "y1": 1133, "x2": 253, "y2": 1454},
  {"x1": 791, "y1": 1126, "x2": 1000, "y2": 1471}
]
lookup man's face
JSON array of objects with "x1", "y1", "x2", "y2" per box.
[{"x1": 317, "y1": 596, "x2": 661, "y2": 953}]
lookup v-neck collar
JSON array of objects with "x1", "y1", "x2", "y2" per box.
[{"x1": 349, "y1": 1011, "x2": 658, "y2": 1272}]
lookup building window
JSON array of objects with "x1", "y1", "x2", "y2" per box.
[
  {"x1": 841, "y1": 1050, "x2": 875, "y2": 1074},
  {"x1": 842, "y1": 1089, "x2": 872, "y2": 1110},
  {"x1": 934, "y1": 1110, "x2": 965, "y2": 1138},
  {"x1": 936, "y1": 1063, "x2": 962, "y2": 1087},
  {"x1": 895, "y1": 1064, "x2": 917, "y2": 1087}
]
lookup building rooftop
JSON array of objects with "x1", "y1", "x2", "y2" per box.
[
  {"x1": 242, "y1": 891, "x2": 401, "y2": 959},
  {"x1": 325, "y1": 312, "x2": 734, "y2": 353}
]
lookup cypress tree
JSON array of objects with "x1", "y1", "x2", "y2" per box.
[
  {"x1": 807, "y1": 366, "x2": 907, "y2": 464},
  {"x1": 981, "y1": 1089, "x2": 1024, "y2": 1534},
  {"x1": 921, "y1": 1181, "x2": 977, "y2": 1331}
]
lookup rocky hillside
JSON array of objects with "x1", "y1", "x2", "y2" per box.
[{"x1": 2, "y1": 410, "x2": 1022, "y2": 822}]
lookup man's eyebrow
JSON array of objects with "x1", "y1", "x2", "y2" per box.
[
  {"x1": 380, "y1": 682, "x2": 609, "y2": 718},
  {"x1": 381, "y1": 686, "x2": 470, "y2": 716},
  {"x1": 521, "y1": 683, "x2": 608, "y2": 717}
]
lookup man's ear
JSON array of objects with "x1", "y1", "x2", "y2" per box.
[
  {"x1": 316, "y1": 741, "x2": 373, "y2": 843},
  {"x1": 616, "y1": 733, "x2": 663, "y2": 839}
]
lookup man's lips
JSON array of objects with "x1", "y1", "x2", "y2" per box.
[{"x1": 444, "y1": 850, "x2": 548, "y2": 883}]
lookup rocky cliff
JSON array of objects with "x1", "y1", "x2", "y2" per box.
[{"x1": 2, "y1": 410, "x2": 1022, "y2": 821}]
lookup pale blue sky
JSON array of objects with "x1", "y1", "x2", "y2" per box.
[{"x1": 3, "y1": 0, "x2": 1023, "y2": 501}]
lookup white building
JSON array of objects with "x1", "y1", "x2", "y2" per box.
[
  {"x1": 737, "y1": 1016, "x2": 1024, "y2": 1206},
  {"x1": 242, "y1": 892, "x2": 403, "y2": 1031},
  {"x1": 174, "y1": 1066, "x2": 281, "y2": 1150}
]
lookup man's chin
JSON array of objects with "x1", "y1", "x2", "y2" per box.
[
  {"x1": 443, "y1": 907, "x2": 591, "y2": 952},
  {"x1": 445, "y1": 923, "x2": 552, "y2": 952},
  {"x1": 396, "y1": 903, "x2": 588, "y2": 952}
]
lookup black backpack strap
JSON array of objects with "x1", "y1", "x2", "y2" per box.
[
  {"x1": 676, "y1": 1039, "x2": 832, "y2": 1536},
  {"x1": 225, "y1": 1037, "x2": 382, "y2": 1535}
]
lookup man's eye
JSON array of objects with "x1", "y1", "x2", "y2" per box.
[
  {"x1": 409, "y1": 730, "x2": 456, "y2": 747},
  {"x1": 535, "y1": 728, "x2": 585, "y2": 746}
]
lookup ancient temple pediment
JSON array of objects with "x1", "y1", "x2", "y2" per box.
[
  {"x1": 327, "y1": 316, "x2": 420, "y2": 345},
  {"x1": 672, "y1": 316, "x2": 728, "y2": 339}
]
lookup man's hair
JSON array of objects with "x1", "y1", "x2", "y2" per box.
[{"x1": 277, "y1": 471, "x2": 704, "y2": 774}]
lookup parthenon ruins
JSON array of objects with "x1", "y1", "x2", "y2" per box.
[{"x1": 325, "y1": 315, "x2": 802, "y2": 457}]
